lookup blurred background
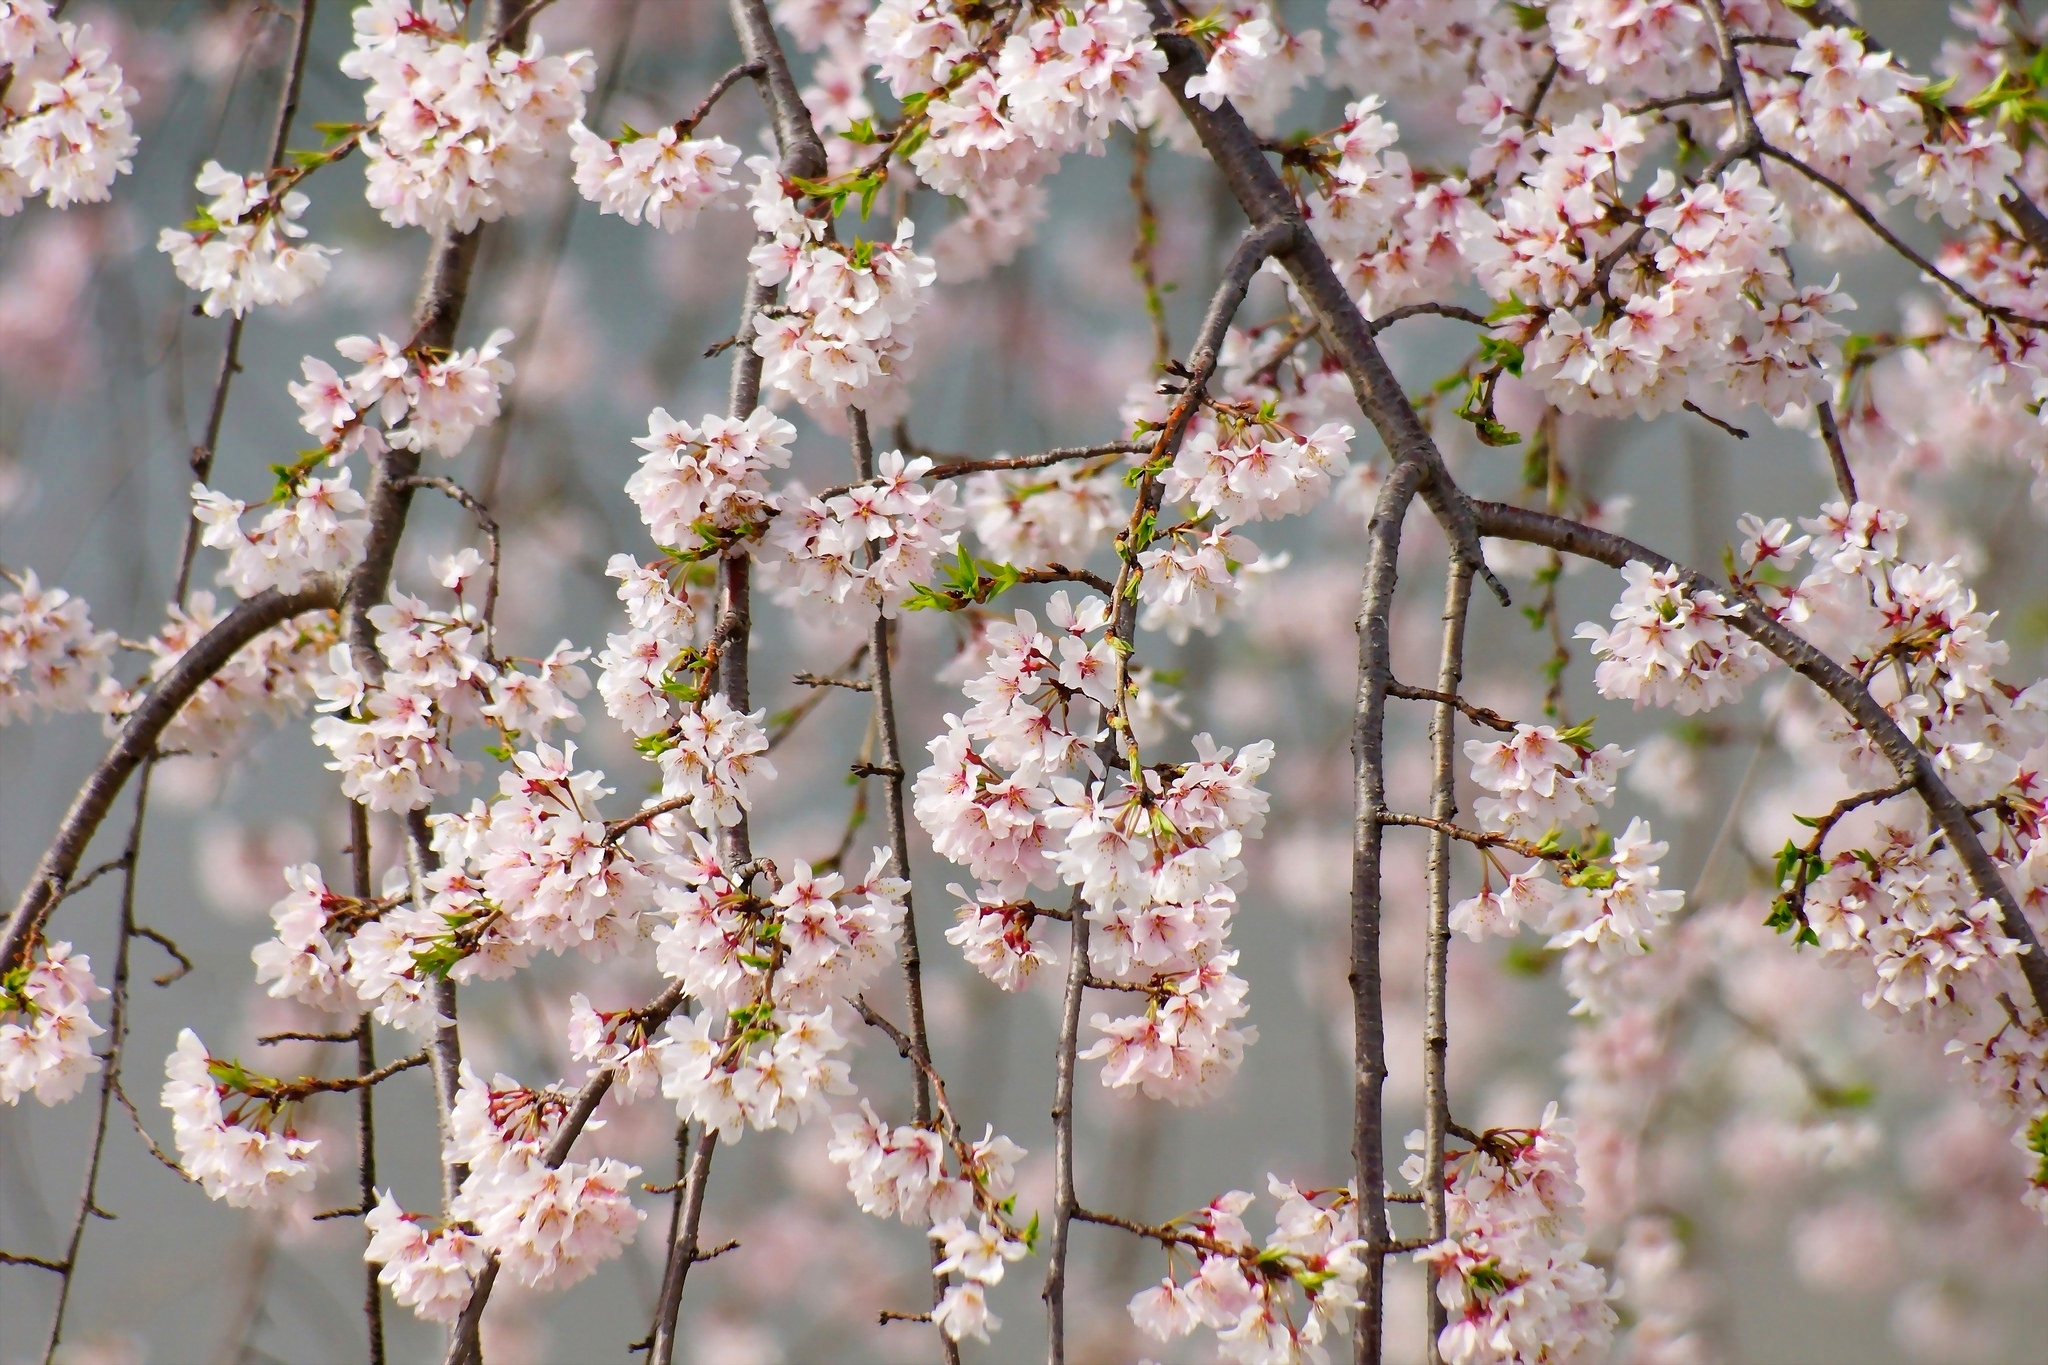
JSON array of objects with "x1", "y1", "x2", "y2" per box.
[{"x1": 7, "y1": 1, "x2": 2048, "y2": 1362}]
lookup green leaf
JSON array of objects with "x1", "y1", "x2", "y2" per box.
[{"x1": 1553, "y1": 717, "x2": 1597, "y2": 746}]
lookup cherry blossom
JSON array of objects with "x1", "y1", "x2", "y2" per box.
[
  {"x1": 0, "y1": 0, "x2": 137, "y2": 214},
  {"x1": 157, "y1": 160, "x2": 335, "y2": 316},
  {"x1": 341, "y1": 0, "x2": 594, "y2": 232}
]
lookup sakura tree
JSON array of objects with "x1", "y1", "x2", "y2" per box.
[{"x1": 7, "y1": 0, "x2": 2048, "y2": 1361}]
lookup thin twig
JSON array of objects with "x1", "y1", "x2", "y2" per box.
[
  {"x1": 1367, "y1": 302, "x2": 1489, "y2": 335},
  {"x1": 1682, "y1": 399, "x2": 1749, "y2": 440},
  {"x1": 1387, "y1": 682, "x2": 1515, "y2": 732},
  {"x1": 393, "y1": 475, "x2": 501, "y2": 651}
]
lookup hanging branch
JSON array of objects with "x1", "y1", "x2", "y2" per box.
[
  {"x1": 849, "y1": 406, "x2": 959, "y2": 1363},
  {"x1": 349, "y1": 801, "x2": 388, "y2": 1365},
  {"x1": 1420, "y1": 557, "x2": 1473, "y2": 1364},
  {"x1": 175, "y1": 0, "x2": 319, "y2": 601},
  {"x1": 0, "y1": 578, "x2": 343, "y2": 973},
  {"x1": 33, "y1": 775, "x2": 149, "y2": 1365},
  {"x1": 1470, "y1": 499, "x2": 2048, "y2": 1014},
  {"x1": 1044, "y1": 215, "x2": 1292, "y2": 1365},
  {"x1": 645, "y1": 5, "x2": 827, "y2": 1360},
  {"x1": 1346, "y1": 457, "x2": 1426, "y2": 1365}
]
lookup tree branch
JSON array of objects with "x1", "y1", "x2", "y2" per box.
[
  {"x1": 1420, "y1": 557, "x2": 1472, "y2": 1365},
  {"x1": 1470, "y1": 499, "x2": 2048, "y2": 1013}
]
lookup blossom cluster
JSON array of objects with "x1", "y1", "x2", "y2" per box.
[
  {"x1": 290, "y1": 328, "x2": 516, "y2": 459},
  {"x1": 0, "y1": 0, "x2": 136, "y2": 215},
  {"x1": 310, "y1": 567, "x2": 588, "y2": 812},
  {"x1": 1407, "y1": 1105, "x2": 1617, "y2": 1365},
  {"x1": 747, "y1": 159, "x2": 935, "y2": 417},
  {"x1": 160, "y1": 1030, "x2": 322, "y2": 1208},
  {"x1": 1478, "y1": 115, "x2": 1853, "y2": 421},
  {"x1": 569, "y1": 120, "x2": 741, "y2": 230},
  {"x1": 366, "y1": 1066, "x2": 642, "y2": 1312},
  {"x1": 157, "y1": 160, "x2": 335, "y2": 317},
  {"x1": 764, "y1": 449, "x2": 964, "y2": 623},
  {"x1": 191, "y1": 470, "x2": 369, "y2": 599},
  {"x1": 96, "y1": 594, "x2": 339, "y2": 759},
  {"x1": 654, "y1": 846, "x2": 906, "y2": 1138},
  {"x1": 1453, "y1": 724, "x2": 1685, "y2": 1015},
  {"x1": 915, "y1": 591, "x2": 1272, "y2": 1100},
  {"x1": 1577, "y1": 560, "x2": 1772, "y2": 716},
  {"x1": 341, "y1": 0, "x2": 594, "y2": 232},
  {"x1": 622, "y1": 406, "x2": 794, "y2": 553},
  {"x1": 0, "y1": 570, "x2": 114, "y2": 723},
  {"x1": 828, "y1": 1101, "x2": 1030, "y2": 1343},
  {"x1": 0, "y1": 940, "x2": 103, "y2": 1106},
  {"x1": 1126, "y1": 1180, "x2": 1372, "y2": 1365}
]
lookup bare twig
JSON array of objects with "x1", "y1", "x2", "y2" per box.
[
  {"x1": 1387, "y1": 682, "x2": 1515, "y2": 733},
  {"x1": 1682, "y1": 399, "x2": 1749, "y2": 440},
  {"x1": 677, "y1": 60, "x2": 766, "y2": 137},
  {"x1": 132, "y1": 925, "x2": 191, "y2": 986},
  {"x1": 792, "y1": 671, "x2": 872, "y2": 691},
  {"x1": 1816, "y1": 399, "x2": 1857, "y2": 503},
  {"x1": 1368, "y1": 302, "x2": 1489, "y2": 335}
]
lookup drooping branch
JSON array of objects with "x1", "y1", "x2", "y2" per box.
[
  {"x1": 1044, "y1": 218, "x2": 1293, "y2": 1365},
  {"x1": 1142, "y1": 1, "x2": 1506, "y2": 609},
  {"x1": 1470, "y1": 499, "x2": 2048, "y2": 1014},
  {"x1": 849, "y1": 406, "x2": 959, "y2": 1363},
  {"x1": 646, "y1": 5, "x2": 828, "y2": 1358},
  {"x1": 1346, "y1": 458, "x2": 1425, "y2": 1365},
  {"x1": 176, "y1": 0, "x2": 319, "y2": 601},
  {"x1": 1419, "y1": 556, "x2": 1473, "y2": 1365}
]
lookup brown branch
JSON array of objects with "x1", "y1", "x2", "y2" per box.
[
  {"x1": 1141, "y1": 0, "x2": 1508, "y2": 608},
  {"x1": 132, "y1": 925, "x2": 191, "y2": 986},
  {"x1": 1682, "y1": 399, "x2": 1749, "y2": 440},
  {"x1": 1471, "y1": 500, "x2": 2048, "y2": 1013},
  {"x1": 677, "y1": 60, "x2": 765, "y2": 137},
  {"x1": 1368, "y1": 302, "x2": 1489, "y2": 335},
  {"x1": 0, "y1": 1252, "x2": 66, "y2": 1273},
  {"x1": 1816, "y1": 399, "x2": 1857, "y2": 503},
  {"x1": 1386, "y1": 682, "x2": 1515, "y2": 733},
  {"x1": 1345, "y1": 457, "x2": 1425, "y2": 1362},
  {"x1": 1760, "y1": 144, "x2": 2037, "y2": 330},
  {"x1": 1421, "y1": 556, "x2": 1472, "y2": 1364},
  {"x1": 847, "y1": 404, "x2": 955, "y2": 1352},
  {"x1": 792, "y1": 671, "x2": 871, "y2": 691},
  {"x1": 1045, "y1": 217, "x2": 1291, "y2": 1365}
]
